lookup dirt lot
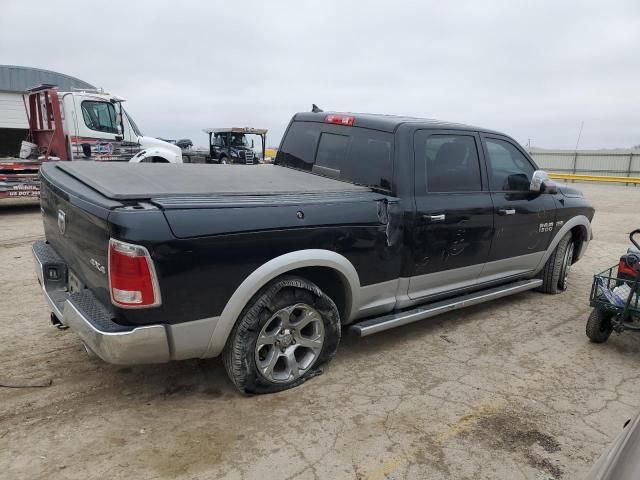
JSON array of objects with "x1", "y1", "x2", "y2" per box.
[{"x1": 1, "y1": 184, "x2": 639, "y2": 480}]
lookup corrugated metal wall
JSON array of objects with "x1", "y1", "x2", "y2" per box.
[
  {"x1": 0, "y1": 66, "x2": 95, "y2": 156},
  {"x1": 0, "y1": 92, "x2": 27, "y2": 129},
  {"x1": 0, "y1": 65, "x2": 94, "y2": 93},
  {"x1": 529, "y1": 149, "x2": 640, "y2": 177}
]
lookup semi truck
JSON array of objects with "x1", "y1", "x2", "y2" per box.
[
  {"x1": 0, "y1": 84, "x2": 182, "y2": 202},
  {"x1": 179, "y1": 128, "x2": 268, "y2": 164}
]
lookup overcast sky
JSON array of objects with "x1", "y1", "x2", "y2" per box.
[{"x1": 1, "y1": 0, "x2": 638, "y2": 149}]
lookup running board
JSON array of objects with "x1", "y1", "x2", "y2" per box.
[{"x1": 350, "y1": 278, "x2": 543, "y2": 337}]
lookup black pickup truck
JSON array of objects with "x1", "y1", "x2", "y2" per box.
[{"x1": 32, "y1": 111, "x2": 594, "y2": 393}]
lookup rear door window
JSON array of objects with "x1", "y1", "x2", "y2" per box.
[{"x1": 415, "y1": 132, "x2": 482, "y2": 192}]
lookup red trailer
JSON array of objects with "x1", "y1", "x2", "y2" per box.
[
  {"x1": 0, "y1": 85, "x2": 66, "y2": 202},
  {"x1": 0, "y1": 84, "x2": 181, "y2": 203}
]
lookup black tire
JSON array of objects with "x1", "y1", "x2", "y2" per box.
[
  {"x1": 219, "y1": 156, "x2": 229, "y2": 164},
  {"x1": 586, "y1": 308, "x2": 613, "y2": 343},
  {"x1": 537, "y1": 232, "x2": 574, "y2": 294},
  {"x1": 223, "y1": 276, "x2": 341, "y2": 394}
]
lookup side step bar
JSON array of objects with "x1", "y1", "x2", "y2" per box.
[{"x1": 350, "y1": 278, "x2": 543, "y2": 337}]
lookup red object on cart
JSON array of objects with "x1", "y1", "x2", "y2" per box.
[{"x1": 619, "y1": 249, "x2": 640, "y2": 280}]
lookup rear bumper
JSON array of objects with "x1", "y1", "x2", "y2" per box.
[{"x1": 32, "y1": 240, "x2": 171, "y2": 364}]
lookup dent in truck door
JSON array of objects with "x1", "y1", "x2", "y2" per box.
[
  {"x1": 408, "y1": 130, "x2": 493, "y2": 300},
  {"x1": 478, "y1": 135, "x2": 556, "y2": 282}
]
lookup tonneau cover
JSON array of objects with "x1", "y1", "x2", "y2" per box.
[{"x1": 55, "y1": 162, "x2": 368, "y2": 200}]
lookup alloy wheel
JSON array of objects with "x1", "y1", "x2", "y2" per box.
[{"x1": 254, "y1": 303, "x2": 325, "y2": 383}]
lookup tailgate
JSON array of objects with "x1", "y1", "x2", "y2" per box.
[{"x1": 40, "y1": 164, "x2": 121, "y2": 307}]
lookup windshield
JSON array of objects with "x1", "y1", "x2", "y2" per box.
[
  {"x1": 124, "y1": 110, "x2": 143, "y2": 137},
  {"x1": 229, "y1": 133, "x2": 250, "y2": 147}
]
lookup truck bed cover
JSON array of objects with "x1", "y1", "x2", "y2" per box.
[{"x1": 54, "y1": 162, "x2": 368, "y2": 200}]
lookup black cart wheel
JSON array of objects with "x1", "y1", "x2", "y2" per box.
[
  {"x1": 537, "y1": 232, "x2": 574, "y2": 294},
  {"x1": 223, "y1": 276, "x2": 341, "y2": 394},
  {"x1": 586, "y1": 308, "x2": 613, "y2": 343}
]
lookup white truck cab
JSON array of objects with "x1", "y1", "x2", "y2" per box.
[{"x1": 59, "y1": 89, "x2": 182, "y2": 163}]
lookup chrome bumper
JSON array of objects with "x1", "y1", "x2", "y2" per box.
[{"x1": 32, "y1": 240, "x2": 171, "y2": 365}]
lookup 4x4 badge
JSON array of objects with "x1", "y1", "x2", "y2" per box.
[{"x1": 57, "y1": 210, "x2": 66, "y2": 235}]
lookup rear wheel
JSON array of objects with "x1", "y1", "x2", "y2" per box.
[
  {"x1": 223, "y1": 276, "x2": 341, "y2": 394},
  {"x1": 586, "y1": 308, "x2": 613, "y2": 343},
  {"x1": 537, "y1": 232, "x2": 574, "y2": 294}
]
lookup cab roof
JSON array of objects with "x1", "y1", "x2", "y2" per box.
[{"x1": 293, "y1": 111, "x2": 503, "y2": 135}]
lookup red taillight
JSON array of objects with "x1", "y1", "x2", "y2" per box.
[
  {"x1": 325, "y1": 114, "x2": 354, "y2": 126},
  {"x1": 108, "y1": 238, "x2": 161, "y2": 308}
]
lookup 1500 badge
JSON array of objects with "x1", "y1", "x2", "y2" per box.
[{"x1": 539, "y1": 222, "x2": 554, "y2": 233}]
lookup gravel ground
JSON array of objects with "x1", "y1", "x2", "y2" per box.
[{"x1": 1, "y1": 184, "x2": 639, "y2": 480}]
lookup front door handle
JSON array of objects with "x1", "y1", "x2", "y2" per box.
[
  {"x1": 498, "y1": 208, "x2": 516, "y2": 216},
  {"x1": 424, "y1": 214, "x2": 446, "y2": 223}
]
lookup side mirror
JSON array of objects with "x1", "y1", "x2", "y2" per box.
[
  {"x1": 251, "y1": 139, "x2": 255, "y2": 148},
  {"x1": 530, "y1": 170, "x2": 558, "y2": 194}
]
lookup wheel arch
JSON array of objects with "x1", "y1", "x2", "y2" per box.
[
  {"x1": 128, "y1": 147, "x2": 181, "y2": 163},
  {"x1": 569, "y1": 223, "x2": 589, "y2": 262},
  {"x1": 533, "y1": 215, "x2": 592, "y2": 274},
  {"x1": 203, "y1": 249, "x2": 360, "y2": 357}
]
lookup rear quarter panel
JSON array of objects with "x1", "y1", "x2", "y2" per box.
[{"x1": 112, "y1": 198, "x2": 405, "y2": 327}]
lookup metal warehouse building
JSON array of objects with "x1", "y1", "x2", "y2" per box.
[{"x1": 0, "y1": 65, "x2": 94, "y2": 156}]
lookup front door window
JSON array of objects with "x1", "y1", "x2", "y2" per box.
[
  {"x1": 484, "y1": 138, "x2": 535, "y2": 192},
  {"x1": 81, "y1": 101, "x2": 118, "y2": 134}
]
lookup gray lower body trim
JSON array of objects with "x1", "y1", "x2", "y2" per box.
[
  {"x1": 477, "y1": 251, "x2": 544, "y2": 284},
  {"x1": 166, "y1": 317, "x2": 220, "y2": 360},
  {"x1": 355, "y1": 279, "x2": 401, "y2": 320},
  {"x1": 407, "y1": 263, "x2": 484, "y2": 300},
  {"x1": 351, "y1": 279, "x2": 543, "y2": 336},
  {"x1": 403, "y1": 252, "x2": 543, "y2": 304}
]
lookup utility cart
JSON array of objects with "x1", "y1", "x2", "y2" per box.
[{"x1": 587, "y1": 229, "x2": 640, "y2": 342}]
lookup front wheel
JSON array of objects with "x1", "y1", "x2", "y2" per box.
[
  {"x1": 223, "y1": 276, "x2": 341, "y2": 394},
  {"x1": 537, "y1": 232, "x2": 574, "y2": 294},
  {"x1": 586, "y1": 308, "x2": 613, "y2": 343}
]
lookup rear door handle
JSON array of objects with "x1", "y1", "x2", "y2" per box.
[
  {"x1": 498, "y1": 208, "x2": 516, "y2": 216},
  {"x1": 424, "y1": 214, "x2": 446, "y2": 223}
]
